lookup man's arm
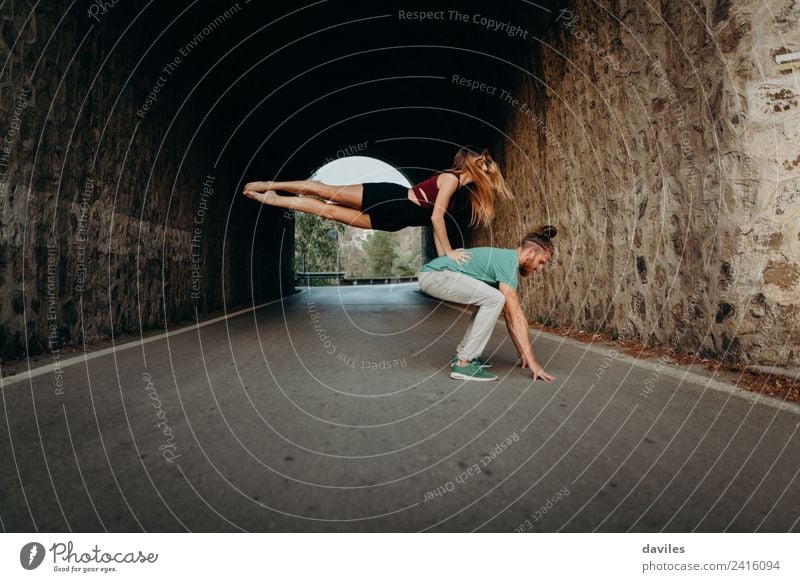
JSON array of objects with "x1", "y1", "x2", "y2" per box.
[{"x1": 499, "y1": 283, "x2": 555, "y2": 381}]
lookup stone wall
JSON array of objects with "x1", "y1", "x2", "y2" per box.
[
  {"x1": 0, "y1": 4, "x2": 291, "y2": 360},
  {"x1": 474, "y1": 0, "x2": 800, "y2": 366}
]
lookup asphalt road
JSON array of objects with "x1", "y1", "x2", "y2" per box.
[{"x1": 1, "y1": 284, "x2": 798, "y2": 532}]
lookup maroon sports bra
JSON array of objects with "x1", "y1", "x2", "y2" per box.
[{"x1": 411, "y1": 171, "x2": 460, "y2": 211}]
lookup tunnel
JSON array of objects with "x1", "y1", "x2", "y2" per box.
[
  {"x1": 0, "y1": 0, "x2": 799, "y2": 535},
  {"x1": 0, "y1": 0, "x2": 567, "y2": 359},
  {"x1": 1, "y1": 0, "x2": 798, "y2": 366}
]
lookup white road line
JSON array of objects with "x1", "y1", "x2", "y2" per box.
[
  {"x1": 7, "y1": 286, "x2": 799, "y2": 417},
  {"x1": 0, "y1": 297, "x2": 289, "y2": 388}
]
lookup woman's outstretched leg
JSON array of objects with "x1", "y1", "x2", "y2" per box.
[
  {"x1": 244, "y1": 180, "x2": 364, "y2": 209},
  {"x1": 243, "y1": 190, "x2": 373, "y2": 229}
]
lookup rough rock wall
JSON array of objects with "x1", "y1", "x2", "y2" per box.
[
  {"x1": 475, "y1": 0, "x2": 800, "y2": 366},
  {"x1": 0, "y1": 4, "x2": 289, "y2": 360}
]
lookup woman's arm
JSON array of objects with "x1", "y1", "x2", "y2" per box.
[{"x1": 430, "y1": 174, "x2": 469, "y2": 263}]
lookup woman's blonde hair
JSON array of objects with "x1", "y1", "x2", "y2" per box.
[{"x1": 446, "y1": 146, "x2": 514, "y2": 227}]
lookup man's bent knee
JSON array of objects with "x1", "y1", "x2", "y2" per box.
[
  {"x1": 488, "y1": 289, "x2": 505, "y2": 307},
  {"x1": 418, "y1": 273, "x2": 440, "y2": 297}
]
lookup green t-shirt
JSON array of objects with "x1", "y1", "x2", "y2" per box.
[{"x1": 420, "y1": 247, "x2": 519, "y2": 290}]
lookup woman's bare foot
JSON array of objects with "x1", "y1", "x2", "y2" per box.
[
  {"x1": 243, "y1": 181, "x2": 276, "y2": 193},
  {"x1": 243, "y1": 189, "x2": 278, "y2": 205}
]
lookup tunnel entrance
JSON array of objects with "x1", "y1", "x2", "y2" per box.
[
  {"x1": 295, "y1": 156, "x2": 422, "y2": 287},
  {"x1": 1, "y1": 0, "x2": 796, "y2": 369}
]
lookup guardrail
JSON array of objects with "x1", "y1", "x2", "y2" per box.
[
  {"x1": 295, "y1": 273, "x2": 418, "y2": 286},
  {"x1": 340, "y1": 276, "x2": 418, "y2": 286},
  {"x1": 295, "y1": 272, "x2": 346, "y2": 285}
]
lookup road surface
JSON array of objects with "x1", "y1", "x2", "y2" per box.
[{"x1": 1, "y1": 284, "x2": 798, "y2": 532}]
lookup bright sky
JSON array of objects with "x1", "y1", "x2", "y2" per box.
[{"x1": 311, "y1": 156, "x2": 411, "y2": 187}]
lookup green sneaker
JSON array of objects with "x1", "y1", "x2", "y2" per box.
[
  {"x1": 450, "y1": 355, "x2": 493, "y2": 368},
  {"x1": 474, "y1": 357, "x2": 492, "y2": 369},
  {"x1": 450, "y1": 360, "x2": 497, "y2": 382}
]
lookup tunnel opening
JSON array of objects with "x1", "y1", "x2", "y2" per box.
[
  {"x1": 294, "y1": 155, "x2": 422, "y2": 286},
  {"x1": 2, "y1": 0, "x2": 554, "y2": 360},
  {"x1": 1, "y1": 0, "x2": 798, "y2": 369}
]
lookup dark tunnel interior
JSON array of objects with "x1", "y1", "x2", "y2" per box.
[
  {"x1": 101, "y1": 0, "x2": 563, "y2": 301},
  {"x1": 170, "y1": 0, "x2": 564, "y2": 284},
  {"x1": 0, "y1": 0, "x2": 559, "y2": 358},
  {"x1": 6, "y1": 1, "x2": 797, "y2": 365},
  {"x1": 2, "y1": 0, "x2": 567, "y2": 357}
]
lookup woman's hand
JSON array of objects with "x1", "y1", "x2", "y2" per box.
[{"x1": 446, "y1": 248, "x2": 471, "y2": 265}]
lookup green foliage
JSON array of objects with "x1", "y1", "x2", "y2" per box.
[
  {"x1": 393, "y1": 249, "x2": 419, "y2": 276},
  {"x1": 294, "y1": 211, "x2": 345, "y2": 272},
  {"x1": 363, "y1": 231, "x2": 397, "y2": 274},
  {"x1": 393, "y1": 233, "x2": 421, "y2": 276},
  {"x1": 358, "y1": 229, "x2": 422, "y2": 277},
  {"x1": 293, "y1": 209, "x2": 422, "y2": 279}
]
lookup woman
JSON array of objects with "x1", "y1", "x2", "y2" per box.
[{"x1": 242, "y1": 146, "x2": 513, "y2": 263}]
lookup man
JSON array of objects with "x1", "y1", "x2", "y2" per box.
[{"x1": 418, "y1": 226, "x2": 557, "y2": 382}]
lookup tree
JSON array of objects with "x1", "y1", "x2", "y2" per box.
[
  {"x1": 293, "y1": 211, "x2": 344, "y2": 272},
  {"x1": 363, "y1": 231, "x2": 397, "y2": 276}
]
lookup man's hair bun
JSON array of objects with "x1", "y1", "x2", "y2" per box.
[
  {"x1": 535, "y1": 225, "x2": 557, "y2": 240},
  {"x1": 520, "y1": 225, "x2": 557, "y2": 252}
]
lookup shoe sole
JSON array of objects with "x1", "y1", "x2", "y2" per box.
[
  {"x1": 450, "y1": 371, "x2": 497, "y2": 381},
  {"x1": 450, "y1": 363, "x2": 493, "y2": 368}
]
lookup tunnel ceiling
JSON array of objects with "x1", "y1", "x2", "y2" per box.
[{"x1": 97, "y1": 0, "x2": 565, "y2": 183}]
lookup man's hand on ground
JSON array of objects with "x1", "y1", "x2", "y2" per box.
[
  {"x1": 519, "y1": 355, "x2": 555, "y2": 381},
  {"x1": 530, "y1": 366, "x2": 555, "y2": 381}
]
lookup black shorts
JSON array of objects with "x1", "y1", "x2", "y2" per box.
[{"x1": 361, "y1": 182, "x2": 432, "y2": 232}]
